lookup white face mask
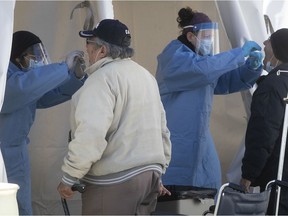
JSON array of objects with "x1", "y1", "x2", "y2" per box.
[
  {"x1": 88, "y1": 48, "x2": 101, "y2": 66},
  {"x1": 93, "y1": 49, "x2": 101, "y2": 65},
  {"x1": 85, "y1": 49, "x2": 102, "y2": 76}
]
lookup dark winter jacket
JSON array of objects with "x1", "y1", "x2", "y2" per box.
[
  {"x1": 242, "y1": 63, "x2": 288, "y2": 214},
  {"x1": 242, "y1": 63, "x2": 288, "y2": 189}
]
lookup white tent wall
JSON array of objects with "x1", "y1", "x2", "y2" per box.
[
  {"x1": 263, "y1": 0, "x2": 288, "y2": 30},
  {"x1": 10, "y1": 0, "x2": 263, "y2": 214},
  {"x1": 0, "y1": 0, "x2": 15, "y2": 183},
  {"x1": 217, "y1": 0, "x2": 268, "y2": 184},
  {"x1": 0, "y1": 1, "x2": 15, "y2": 112}
]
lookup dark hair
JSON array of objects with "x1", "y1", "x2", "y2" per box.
[
  {"x1": 177, "y1": 7, "x2": 211, "y2": 35},
  {"x1": 177, "y1": 7, "x2": 195, "y2": 29},
  {"x1": 93, "y1": 37, "x2": 134, "y2": 59}
]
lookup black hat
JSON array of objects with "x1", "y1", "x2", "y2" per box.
[
  {"x1": 79, "y1": 19, "x2": 131, "y2": 47},
  {"x1": 270, "y1": 28, "x2": 288, "y2": 63},
  {"x1": 10, "y1": 31, "x2": 42, "y2": 61}
]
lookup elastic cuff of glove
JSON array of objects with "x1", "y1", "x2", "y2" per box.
[
  {"x1": 75, "y1": 74, "x2": 85, "y2": 80},
  {"x1": 252, "y1": 64, "x2": 263, "y2": 71}
]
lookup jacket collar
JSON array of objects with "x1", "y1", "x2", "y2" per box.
[
  {"x1": 257, "y1": 63, "x2": 288, "y2": 85},
  {"x1": 85, "y1": 57, "x2": 116, "y2": 76},
  {"x1": 269, "y1": 63, "x2": 288, "y2": 75}
]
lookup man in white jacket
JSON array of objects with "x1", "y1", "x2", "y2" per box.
[{"x1": 57, "y1": 19, "x2": 172, "y2": 215}]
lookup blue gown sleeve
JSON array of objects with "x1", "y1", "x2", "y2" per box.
[
  {"x1": 156, "y1": 40, "x2": 246, "y2": 94},
  {"x1": 36, "y1": 72, "x2": 86, "y2": 108},
  {"x1": 214, "y1": 63, "x2": 262, "y2": 94},
  {"x1": 1, "y1": 62, "x2": 70, "y2": 113}
]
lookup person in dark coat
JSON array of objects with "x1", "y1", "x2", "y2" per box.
[{"x1": 241, "y1": 28, "x2": 288, "y2": 215}]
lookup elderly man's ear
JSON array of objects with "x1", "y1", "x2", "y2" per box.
[{"x1": 97, "y1": 45, "x2": 108, "y2": 59}]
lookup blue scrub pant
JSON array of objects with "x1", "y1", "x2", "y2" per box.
[{"x1": 2, "y1": 144, "x2": 32, "y2": 215}]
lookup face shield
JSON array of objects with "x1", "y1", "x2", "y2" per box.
[
  {"x1": 193, "y1": 22, "x2": 219, "y2": 56},
  {"x1": 19, "y1": 43, "x2": 51, "y2": 70}
]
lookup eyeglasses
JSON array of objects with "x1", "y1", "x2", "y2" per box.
[
  {"x1": 86, "y1": 39, "x2": 96, "y2": 45},
  {"x1": 21, "y1": 53, "x2": 37, "y2": 61}
]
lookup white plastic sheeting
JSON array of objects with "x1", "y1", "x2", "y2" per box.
[
  {"x1": 216, "y1": 0, "x2": 267, "y2": 184},
  {"x1": 0, "y1": 0, "x2": 15, "y2": 183},
  {"x1": 0, "y1": 0, "x2": 15, "y2": 111},
  {"x1": 0, "y1": 150, "x2": 7, "y2": 183}
]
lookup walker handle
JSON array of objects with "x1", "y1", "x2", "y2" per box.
[{"x1": 71, "y1": 183, "x2": 86, "y2": 193}]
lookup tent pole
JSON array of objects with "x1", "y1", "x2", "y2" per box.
[{"x1": 275, "y1": 70, "x2": 288, "y2": 216}]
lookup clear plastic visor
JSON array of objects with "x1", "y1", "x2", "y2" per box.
[
  {"x1": 194, "y1": 22, "x2": 219, "y2": 56},
  {"x1": 21, "y1": 43, "x2": 51, "y2": 66}
]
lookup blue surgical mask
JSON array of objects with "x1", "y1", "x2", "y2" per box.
[
  {"x1": 28, "y1": 59, "x2": 45, "y2": 69},
  {"x1": 197, "y1": 39, "x2": 212, "y2": 56},
  {"x1": 265, "y1": 55, "x2": 279, "y2": 73},
  {"x1": 265, "y1": 61, "x2": 274, "y2": 73}
]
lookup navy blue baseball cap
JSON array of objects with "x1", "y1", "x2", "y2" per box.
[{"x1": 79, "y1": 19, "x2": 131, "y2": 47}]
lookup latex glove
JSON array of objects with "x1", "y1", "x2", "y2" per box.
[
  {"x1": 240, "y1": 178, "x2": 251, "y2": 193},
  {"x1": 246, "y1": 51, "x2": 263, "y2": 70},
  {"x1": 73, "y1": 56, "x2": 86, "y2": 79},
  {"x1": 241, "y1": 41, "x2": 262, "y2": 57},
  {"x1": 65, "y1": 50, "x2": 86, "y2": 78}
]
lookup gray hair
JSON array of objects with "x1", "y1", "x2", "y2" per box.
[{"x1": 93, "y1": 37, "x2": 134, "y2": 59}]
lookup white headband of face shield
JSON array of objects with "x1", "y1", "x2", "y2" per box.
[{"x1": 183, "y1": 25, "x2": 195, "y2": 29}]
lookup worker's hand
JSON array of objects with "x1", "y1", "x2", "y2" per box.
[
  {"x1": 73, "y1": 56, "x2": 86, "y2": 79},
  {"x1": 65, "y1": 50, "x2": 86, "y2": 79},
  {"x1": 246, "y1": 51, "x2": 263, "y2": 70},
  {"x1": 240, "y1": 178, "x2": 251, "y2": 193},
  {"x1": 57, "y1": 182, "x2": 76, "y2": 199},
  {"x1": 242, "y1": 41, "x2": 262, "y2": 57},
  {"x1": 159, "y1": 183, "x2": 171, "y2": 197}
]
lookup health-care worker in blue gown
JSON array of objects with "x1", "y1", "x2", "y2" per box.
[
  {"x1": 155, "y1": 7, "x2": 263, "y2": 191},
  {"x1": 0, "y1": 31, "x2": 86, "y2": 215}
]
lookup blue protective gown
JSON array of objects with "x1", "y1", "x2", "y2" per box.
[
  {"x1": 156, "y1": 39, "x2": 262, "y2": 190},
  {"x1": 0, "y1": 62, "x2": 85, "y2": 215}
]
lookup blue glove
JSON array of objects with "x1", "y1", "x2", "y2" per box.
[
  {"x1": 246, "y1": 51, "x2": 263, "y2": 70},
  {"x1": 241, "y1": 41, "x2": 262, "y2": 57}
]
